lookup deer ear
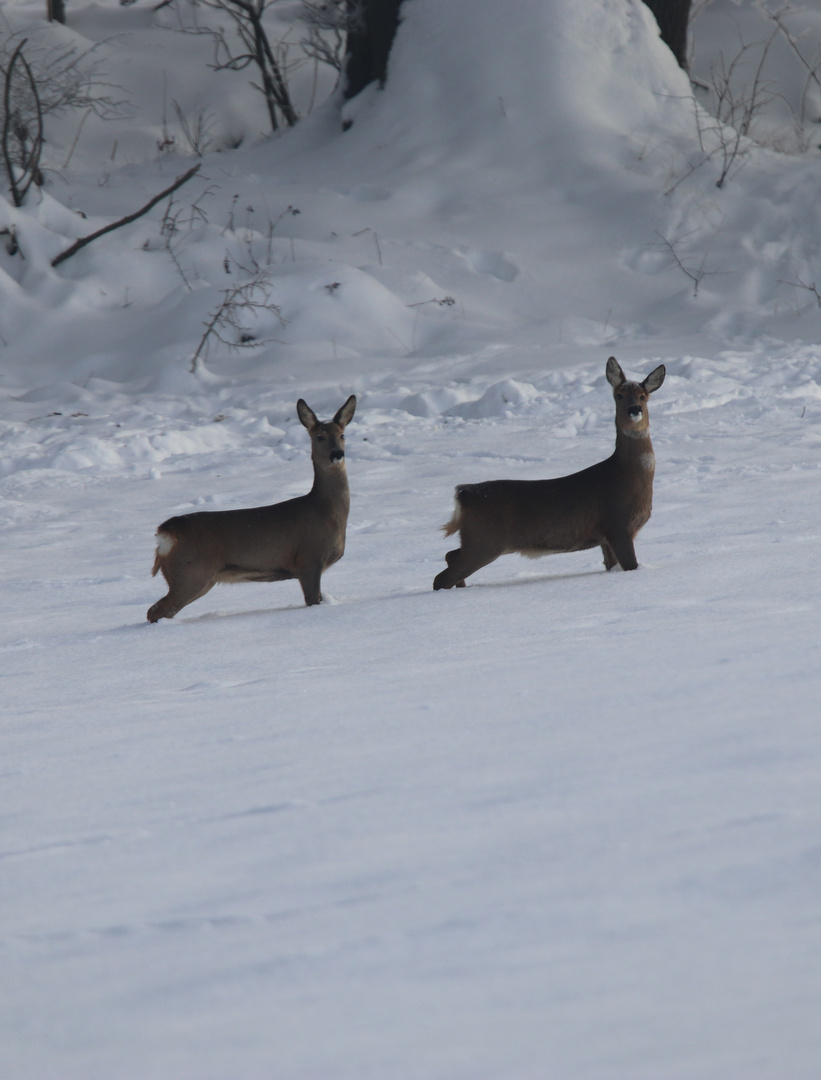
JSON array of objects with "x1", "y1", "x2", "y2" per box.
[
  {"x1": 643, "y1": 365, "x2": 666, "y2": 394},
  {"x1": 606, "y1": 356, "x2": 625, "y2": 389},
  {"x1": 334, "y1": 394, "x2": 357, "y2": 428},
  {"x1": 297, "y1": 399, "x2": 318, "y2": 429}
]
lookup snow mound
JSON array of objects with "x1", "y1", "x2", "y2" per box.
[{"x1": 448, "y1": 379, "x2": 541, "y2": 419}]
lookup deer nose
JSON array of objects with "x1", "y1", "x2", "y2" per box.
[
  {"x1": 330, "y1": 449, "x2": 345, "y2": 463},
  {"x1": 628, "y1": 406, "x2": 643, "y2": 420}
]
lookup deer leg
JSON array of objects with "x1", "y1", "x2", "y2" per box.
[
  {"x1": 433, "y1": 546, "x2": 498, "y2": 590},
  {"x1": 601, "y1": 541, "x2": 618, "y2": 571},
  {"x1": 147, "y1": 571, "x2": 218, "y2": 622},
  {"x1": 298, "y1": 564, "x2": 323, "y2": 606},
  {"x1": 446, "y1": 547, "x2": 467, "y2": 588},
  {"x1": 605, "y1": 533, "x2": 638, "y2": 571}
]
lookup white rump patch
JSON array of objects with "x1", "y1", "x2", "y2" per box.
[{"x1": 156, "y1": 531, "x2": 175, "y2": 557}]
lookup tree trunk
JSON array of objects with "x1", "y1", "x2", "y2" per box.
[
  {"x1": 642, "y1": 0, "x2": 691, "y2": 69},
  {"x1": 47, "y1": 0, "x2": 66, "y2": 23},
  {"x1": 343, "y1": 2, "x2": 689, "y2": 103},
  {"x1": 343, "y1": 0, "x2": 403, "y2": 100}
]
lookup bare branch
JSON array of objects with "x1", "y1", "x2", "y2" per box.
[
  {"x1": 172, "y1": 98, "x2": 217, "y2": 155},
  {"x1": 2, "y1": 39, "x2": 43, "y2": 207},
  {"x1": 161, "y1": 0, "x2": 298, "y2": 132},
  {"x1": 190, "y1": 270, "x2": 284, "y2": 373},
  {"x1": 299, "y1": 0, "x2": 360, "y2": 73},
  {"x1": 652, "y1": 229, "x2": 726, "y2": 297},
  {"x1": 51, "y1": 164, "x2": 202, "y2": 268},
  {"x1": 778, "y1": 274, "x2": 821, "y2": 308},
  {"x1": 768, "y1": 6, "x2": 821, "y2": 134}
]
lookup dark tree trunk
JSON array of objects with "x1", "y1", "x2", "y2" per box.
[
  {"x1": 642, "y1": 0, "x2": 691, "y2": 69},
  {"x1": 47, "y1": 0, "x2": 66, "y2": 23},
  {"x1": 344, "y1": 0, "x2": 403, "y2": 100}
]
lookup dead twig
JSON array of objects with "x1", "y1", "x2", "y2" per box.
[
  {"x1": 51, "y1": 163, "x2": 201, "y2": 268},
  {"x1": 160, "y1": 0, "x2": 298, "y2": 133},
  {"x1": 190, "y1": 270, "x2": 284, "y2": 373},
  {"x1": 768, "y1": 7, "x2": 821, "y2": 139},
  {"x1": 2, "y1": 39, "x2": 43, "y2": 207},
  {"x1": 778, "y1": 274, "x2": 821, "y2": 307},
  {"x1": 652, "y1": 229, "x2": 727, "y2": 297}
]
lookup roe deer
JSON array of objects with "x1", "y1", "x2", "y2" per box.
[
  {"x1": 432, "y1": 358, "x2": 665, "y2": 591},
  {"x1": 147, "y1": 395, "x2": 356, "y2": 622}
]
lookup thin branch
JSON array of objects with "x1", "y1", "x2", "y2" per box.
[
  {"x1": 51, "y1": 164, "x2": 201, "y2": 267},
  {"x1": 768, "y1": 7, "x2": 821, "y2": 132},
  {"x1": 652, "y1": 229, "x2": 725, "y2": 297},
  {"x1": 778, "y1": 274, "x2": 821, "y2": 307},
  {"x1": 161, "y1": 0, "x2": 298, "y2": 132},
  {"x1": 2, "y1": 39, "x2": 44, "y2": 207},
  {"x1": 61, "y1": 106, "x2": 92, "y2": 170},
  {"x1": 190, "y1": 271, "x2": 284, "y2": 373}
]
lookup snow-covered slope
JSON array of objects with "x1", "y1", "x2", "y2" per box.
[{"x1": 2, "y1": 0, "x2": 820, "y2": 1077}]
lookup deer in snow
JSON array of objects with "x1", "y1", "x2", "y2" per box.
[
  {"x1": 432, "y1": 357, "x2": 665, "y2": 591},
  {"x1": 147, "y1": 395, "x2": 356, "y2": 622}
]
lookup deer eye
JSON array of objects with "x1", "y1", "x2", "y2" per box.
[{"x1": 317, "y1": 435, "x2": 326, "y2": 442}]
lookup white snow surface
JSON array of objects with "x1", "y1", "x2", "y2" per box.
[{"x1": 2, "y1": 0, "x2": 821, "y2": 1076}]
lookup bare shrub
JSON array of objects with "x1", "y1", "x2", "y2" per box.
[
  {"x1": 299, "y1": 0, "x2": 361, "y2": 74},
  {"x1": 0, "y1": 26, "x2": 122, "y2": 204},
  {"x1": 191, "y1": 271, "x2": 284, "y2": 372},
  {"x1": 160, "y1": 0, "x2": 298, "y2": 132}
]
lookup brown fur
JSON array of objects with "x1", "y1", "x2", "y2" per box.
[
  {"x1": 147, "y1": 395, "x2": 356, "y2": 622},
  {"x1": 432, "y1": 358, "x2": 665, "y2": 590}
]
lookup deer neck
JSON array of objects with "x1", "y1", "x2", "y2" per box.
[
  {"x1": 614, "y1": 425, "x2": 655, "y2": 475},
  {"x1": 311, "y1": 464, "x2": 350, "y2": 509}
]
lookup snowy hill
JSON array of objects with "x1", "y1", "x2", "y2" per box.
[{"x1": 2, "y1": 0, "x2": 821, "y2": 1076}]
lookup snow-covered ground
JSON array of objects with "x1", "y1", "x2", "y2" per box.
[{"x1": 2, "y1": 0, "x2": 821, "y2": 1076}]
